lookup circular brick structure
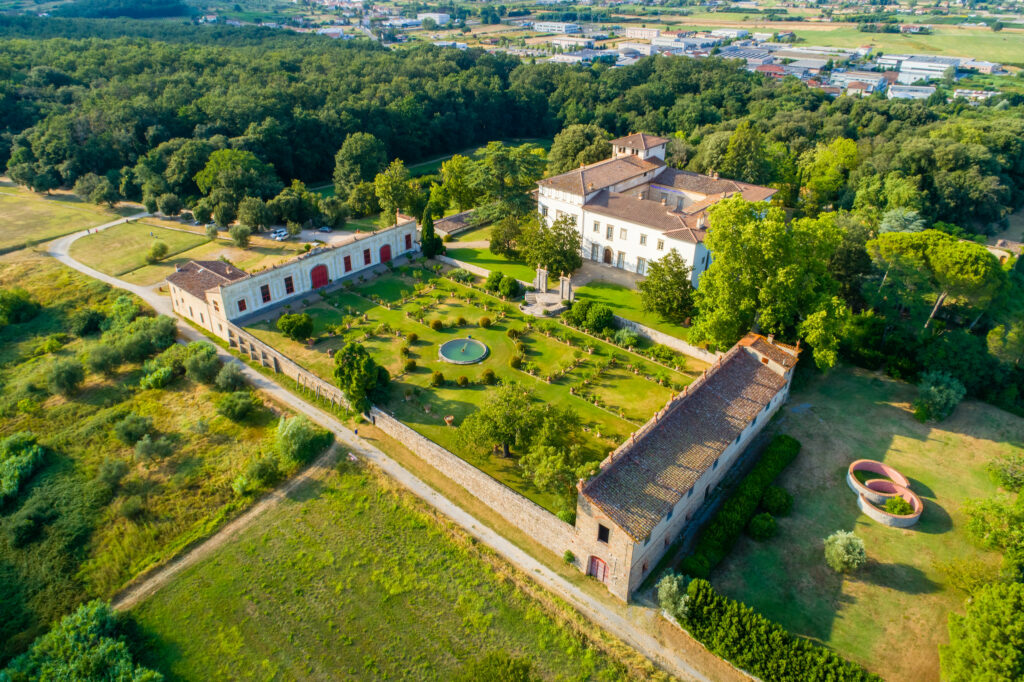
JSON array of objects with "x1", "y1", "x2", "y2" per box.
[{"x1": 846, "y1": 459, "x2": 923, "y2": 528}]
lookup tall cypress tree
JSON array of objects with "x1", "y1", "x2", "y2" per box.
[{"x1": 421, "y1": 209, "x2": 444, "y2": 258}]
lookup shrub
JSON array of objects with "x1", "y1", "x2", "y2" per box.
[
  {"x1": 8, "y1": 505, "x2": 53, "y2": 548},
  {"x1": 86, "y1": 344, "x2": 122, "y2": 375},
  {"x1": 584, "y1": 304, "x2": 614, "y2": 334},
  {"x1": 96, "y1": 458, "x2": 129, "y2": 490},
  {"x1": 134, "y1": 434, "x2": 173, "y2": 461},
  {"x1": 114, "y1": 414, "x2": 153, "y2": 445},
  {"x1": 228, "y1": 223, "x2": 251, "y2": 247},
  {"x1": 505, "y1": 327, "x2": 520, "y2": 340},
  {"x1": 824, "y1": 530, "x2": 867, "y2": 573},
  {"x1": 145, "y1": 241, "x2": 169, "y2": 264},
  {"x1": 661, "y1": 576, "x2": 877, "y2": 681},
  {"x1": 277, "y1": 313, "x2": 314, "y2": 341},
  {"x1": 613, "y1": 327, "x2": 639, "y2": 348},
  {"x1": 498, "y1": 275, "x2": 521, "y2": 299},
  {"x1": 563, "y1": 550, "x2": 576, "y2": 564},
  {"x1": 761, "y1": 485, "x2": 793, "y2": 516},
  {"x1": 913, "y1": 370, "x2": 966, "y2": 422},
  {"x1": 481, "y1": 368, "x2": 497, "y2": 385},
  {"x1": 276, "y1": 415, "x2": 332, "y2": 465},
  {"x1": 399, "y1": 344, "x2": 410, "y2": 357},
  {"x1": 430, "y1": 319, "x2": 443, "y2": 331},
  {"x1": 431, "y1": 370, "x2": 445, "y2": 387},
  {"x1": 0, "y1": 433, "x2": 46, "y2": 505},
  {"x1": 403, "y1": 358, "x2": 416, "y2": 372},
  {"x1": 156, "y1": 192, "x2": 182, "y2": 216},
  {"x1": 215, "y1": 362, "x2": 246, "y2": 392},
  {"x1": 680, "y1": 435, "x2": 800, "y2": 577},
  {"x1": 479, "y1": 316, "x2": 491, "y2": 328},
  {"x1": 183, "y1": 342, "x2": 220, "y2": 384},
  {"x1": 246, "y1": 453, "x2": 282, "y2": 488},
  {"x1": 884, "y1": 496, "x2": 914, "y2": 516},
  {"x1": 562, "y1": 299, "x2": 591, "y2": 327},
  {"x1": 407, "y1": 332, "x2": 418, "y2": 344},
  {"x1": 205, "y1": 223, "x2": 219, "y2": 240},
  {"x1": 0, "y1": 287, "x2": 41, "y2": 324},
  {"x1": 484, "y1": 270, "x2": 504, "y2": 291},
  {"x1": 139, "y1": 366, "x2": 175, "y2": 389},
  {"x1": 988, "y1": 453, "x2": 1024, "y2": 492},
  {"x1": 509, "y1": 355, "x2": 522, "y2": 370},
  {"x1": 747, "y1": 512, "x2": 777, "y2": 541},
  {"x1": 457, "y1": 375, "x2": 469, "y2": 387},
  {"x1": 448, "y1": 268, "x2": 473, "y2": 283},
  {"x1": 46, "y1": 358, "x2": 85, "y2": 397},
  {"x1": 456, "y1": 316, "x2": 467, "y2": 326},
  {"x1": 120, "y1": 495, "x2": 147, "y2": 520},
  {"x1": 68, "y1": 308, "x2": 105, "y2": 336},
  {"x1": 216, "y1": 391, "x2": 259, "y2": 421}
]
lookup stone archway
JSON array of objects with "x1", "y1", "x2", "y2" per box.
[{"x1": 603, "y1": 247, "x2": 613, "y2": 264}]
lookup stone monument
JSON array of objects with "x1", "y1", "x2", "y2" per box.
[
  {"x1": 534, "y1": 265, "x2": 548, "y2": 294},
  {"x1": 559, "y1": 273, "x2": 574, "y2": 302}
]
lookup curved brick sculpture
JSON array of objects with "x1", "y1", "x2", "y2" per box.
[{"x1": 846, "y1": 459, "x2": 923, "y2": 528}]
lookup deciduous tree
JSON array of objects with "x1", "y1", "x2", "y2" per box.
[
  {"x1": 517, "y1": 214, "x2": 582, "y2": 275},
  {"x1": 373, "y1": 159, "x2": 412, "y2": 227},
  {"x1": 333, "y1": 132, "x2": 387, "y2": 198},
  {"x1": 333, "y1": 341, "x2": 381, "y2": 412},
  {"x1": 546, "y1": 124, "x2": 611, "y2": 175},
  {"x1": 638, "y1": 249, "x2": 695, "y2": 324}
]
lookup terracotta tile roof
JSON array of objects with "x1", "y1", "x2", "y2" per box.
[
  {"x1": 166, "y1": 260, "x2": 246, "y2": 299},
  {"x1": 652, "y1": 168, "x2": 776, "y2": 202},
  {"x1": 539, "y1": 155, "x2": 664, "y2": 195},
  {"x1": 434, "y1": 209, "x2": 475, "y2": 234},
  {"x1": 583, "y1": 190, "x2": 708, "y2": 242},
  {"x1": 581, "y1": 346, "x2": 790, "y2": 541},
  {"x1": 608, "y1": 133, "x2": 670, "y2": 150},
  {"x1": 738, "y1": 333, "x2": 799, "y2": 368}
]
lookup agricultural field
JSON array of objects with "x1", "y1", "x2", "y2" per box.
[
  {"x1": 131, "y1": 460, "x2": 639, "y2": 681},
  {"x1": 0, "y1": 182, "x2": 134, "y2": 252},
  {"x1": 0, "y1": 257, "x2": 314, "y2": 661},
  {"x1": 712, "y1": 368, "x2": 1021, "y2": 682},
  {"x1": 245, "y1": 265, "x2": 703, "y2": 513}
]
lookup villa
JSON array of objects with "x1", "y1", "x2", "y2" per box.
[{"x1": 536, "y1": 133, "x2": 775, "y2": 287}]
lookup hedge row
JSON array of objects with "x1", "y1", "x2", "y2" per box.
[
  {"x1": 680, "y1": 434, "x2": 800, "y2": 577},
  {"x1": 668, "y1": 577, "x2": 879, "y2": 682}
]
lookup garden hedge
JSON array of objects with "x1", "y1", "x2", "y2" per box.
[{"x1": 680, "y1": 434, "x2": 800, "y2": 577}]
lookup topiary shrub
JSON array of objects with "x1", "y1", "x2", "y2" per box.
[
  {"x1": 509, "y1": 355, "x2": 522, "y2": 370},
  {"x1": 824, "y1": 530, "x2": 867, "y2": 573},
  {"x1": 145, "y1": 241, "x2": 169, "y2": 264},
  {"x1": 277, "y1": 313, "x2": 314, "y2": 342},
  {"x1": 584, "y1": 304, "x2": 614, "y2": 334},
  {"x1": 479, "y1": 316, "x2": 491, "y2": 328},
  {"x1": 884, "y1": 496, "x2": 914, "y2": 516},
  {"x1": 430, "y1": 319, "x2": 443, "y2": 331},
  {"x1": 484, "y1": 270, "x2": 504, "y2": 291},
  {"x1": 407, "y1": 332, "x2": 418, "y2": 344},
  {"x1": 457, "y1": 375, "x2": 469, "y2": 387},
  {"x1": 747, "y1": 512, "x2": 777, "y2": 541},
  {"x1": 761, "y1": 485, "x2": 793, "y2": 516},
  {"x1": 481, "y1": 368, "x2": 497, "y2": 385},
  {"x1": 498, "y1": 276, "x2": 521, "y2": 299},
  {"x1": 456, "y1": 316, "x2": 467, "y2": 326},
  {"x1": 431, "y1": 370, "x2": 445, "y2": 387},
  {"x1": 403, "y1": 358, "x2": 416, "y2": 372}
]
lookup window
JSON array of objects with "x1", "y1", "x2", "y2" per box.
[
  {"x1": 284, "y1": 276, "x2": 294, "y2": 295},
  {"x1": 619, "y1": 228, "x2": 627, "y2": 240},
  {"x1": 639, "y1": 234, "x2": 647, "y2": 246},
  {"x1": 540, "y1": 204, "x2": 548, "y2": 217},
  {"x1": 593, "y1": 221, "x2": 600, "y2": 233},
  {"x1": 597, "y1": 524, "x2": 610, "y2": 544},
  {"x1": 606, "y1": 225, "x2": 614, "y2": 239},
  {"x1": 405, "y1": 233, "x2": 412, "y2": 250},
  {"x1": 363, "y1": 248, "x2": 371, "y2": 265},
  {"x1": 644, "y1": 535, "x2": 650, "y2": 546},
  {"x1": 237, "y1": 299, "x2": 247, "y2": 313},
  {"x1": 667, "y1": 507, "x2": 673, "y2": 520},
  {"x1": 761, "y1": 357, "x2": 769, "y2": 365},
  {"x1": 344, "y1": 255, "x2": 352, "y2": 273},
  {"x1": 188, "y1": 306, "x2": 193, "y2": 318},
  {"x1": 199, "y1": 313, "x2": 204, "y2": 324},
  {"x1": 616, "y1": 252, "x2": 625, "y2": 269},
  {"x1": 212, "y1": 300, "x2": 220, "y2": 312},
  {"x1": 637, "y1": 257, "x2": 646, "y2": 275},
  {"x1": 591, "y1": 244, "x2": 600, "y2": 260},
  {"x1": 657, "y1": 239, "x2": 664, "y2": 251},
  {"x1": 260, "y1": 284, "x2": 271, "y2": 303}
]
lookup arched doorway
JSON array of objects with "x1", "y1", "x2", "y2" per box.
[
  {"x1": 587, "y1": 556, "x2": 608, "y2": 583},
  {"x1": 380, "y1": 244, "x2": 392, "y2": 263},
  {"x1": 310, "y1": 264, "x2": 328, "y2": 289},
  {"x1": 603, "y1": 247, "x2": 613, "y2": 264}
]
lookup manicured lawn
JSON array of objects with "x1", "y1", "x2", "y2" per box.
[
  {"x1": 131, "y1": 463, "x2": 631, "y2": 680},
  {"x1": 68, "y1": 222, "x2": 208, "y2": 277},
  {"x1": 448, "y1": 223, "x2": 493, "y2": 243},
  {"x1": 0, "y1": 258, "x2": 302, "y2": 661},
  {"x1": 574, "y1": 281, "x2": 693, "y2": 342},
  {"x1": 711, "y1": 368, "x2": 1019, "y2": 682},
  {"x1": 444, "y1": 245, "x2": 539, "y2": 283},
  {"x1": 246, "y1": 268, "x2": 698, "y2": 513},
  {"x1": 0, "y1": 185, "x2": 129, "y2": 252},
  {"x1": 121, "y1": 237, "x2": 305, "y2": 286}
]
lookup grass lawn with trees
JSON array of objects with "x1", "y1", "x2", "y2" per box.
[
  {"x1": 121, "y1": 236, "x2": 305, "y2": 286},
  {"x1": 574, "y1": 280, "x2": 693, "y2": 342},
  {"x1": 0, "y1": 257, "x2": 320, "y2": 662},
  {"x1": 245, "y1": 265, "x2": 700, "y2": 513},
  {"x1": 711, "y1": 368, "x2": 1020, "y2": 682},
  {"x1": 68, "y1": 221, "x2": 208, "y2": 277},
  {"x1": 0, "y1": 183, "x2": 133, "y2": 252},
  {"x1": 131, "y1": 461, "x2": 643, "y2": 681}
]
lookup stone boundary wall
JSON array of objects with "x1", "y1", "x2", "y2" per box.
[
  {"x1": 226, "y1": 323, "x2": 350, "y2": 409},
  {"x1": 370, "y1": 406, "x2": 576, "y2": 555},
  {"x1": 613, "y1": 316, "x2": 721, "y2": 364}
]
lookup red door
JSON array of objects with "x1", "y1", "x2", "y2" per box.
[
  {"x1": 404, "y1": 233, "x2": 412, "y2": 250},
  {"x1": 310, "y1": 264, "x2": 328, "y2": 289},
  {"x1": 587, "y1": 556, "x2": 608, "y2": 583},
  {"x1": 380, "y1": 244, "x2": 392, "y2": 263}
]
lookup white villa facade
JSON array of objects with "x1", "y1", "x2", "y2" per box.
[{"x1": 536, "y1": 133, "x2": 775, "y2": 287}]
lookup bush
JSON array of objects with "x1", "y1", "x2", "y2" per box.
[
  {"x1": 86, "y1": 344, "x2": 122, "y2": 375},
  {"x1": 228, "y1": 223, "x2": 251, "y2": 247},
  {"x1": 183, "y1": 342, "x2": 220, "y2": 384},
  {"x1": 430, "y1": 318, "x2": 443, "y2": 331},
  {"x1": 988, "y1": 453, "x2": 1024, "y2": 492},
  {"x1": 114, "y1": 414, "x2": 153, "y2": 445},
  {"x1": 205, "y1": 223, "x2": 219, "y2": 240},
  {"x1": 276, "y1": 415, "x2": 332, "y2": 465},
  {"x1": 133, "y1": 434, "x2": 173, "y2": 461},
  {"x1": 884, "y1": 496, "x2": 914, "y2": 516},
  {"x1": 431, "y1": 370, "x2": 445, "y2": 387},
  {"x1": 613, "y1": 327, "x2": 639, "y2": 348},
  {"x1": 498, "y1": 275, "x2": 521, "y2": 299},
  {"x1": 661, "y1": 576, "x2": 877, "y2": 681},
  {"x1": 584, "y1": 304, "x2": 614, "y2": 334},
  {"x1": 481, "y1": 368, "x2": 497, "y2": 385},
  {"x1": 484, "y1": 270, "x2": 504, "y2": 291},
  {"x1": 156, "y1": 192, "x2": 182, "y2": 216},
  {"x1": 448, "y1": 268, "x2": 473, "y2": 283},
  {"x1": 139, "y1": 366, "x2": 174, "y2": 389},
  {"x1": 96, "y1": 458, "x2": 129, "y2": 490},
  {"x1": 403, "y1": 358, "x2": 417, "y2": 372},
  {"x1": 246, "y1": 453, "x2": 282, "y2": 488},
  {"x1": 456, "y1": 316, "x2": 467, "y2": 326},
  {"x1": 120, "y1": 495, "x2": 147, "y2": 519},
  {"x1": 457, "y1": 375, "x2": 469, "y2": 387},
  {"x1": 215, "y1": 362, "x2": 246, "y2": 392},
  {"x1": 563, "y1": 550, "x2": 576, "y2": 564},
  {"x1": 913, "y1": 370, "x2": 966, "y2": 422},
  {"x1": 46, "y1": 358, "x2": 85, "y2": 396},
  {"x1": 509, "y1": 355, "x2": 522, "y2": 370},
  {"x1": 277, "y1": 313, "x2": 313, "y2": 342},
  {"x1": 0, "y1": 287, "x2": 41, "y2": 324},
  {"x1": 680, "y1": 435, "x2": 801, "y2": 577},
  {"x1": 479, "y1": 316, "x2": 491, "y2": 328},
  {"x1": 0, "y1": 433, "x2": 46, "y2": 505},
  {"x1": 824, "y1": 530, "x2": 867, "y2": 573},
  {"x1": 145, "y1": 241, "x2": 169, "y2": 264},
  {"x1": 747, "y1": 512, "x2": 777, "y2": 541},
  {"x1": 216, "y1": 391, "x2": 259, "y2": 421},
  {"x1": 407, "y1": 332, "x2": 418, "y2": 344},
  {"x1": 562, "y1": 299, "x2": 591, "y2": 327},
  {"x1": 68, "y1": 308, "x2": 105, "y2": 336},
  {"x1": 761, "y1": 485, "x2": 793, "y2": 516}
]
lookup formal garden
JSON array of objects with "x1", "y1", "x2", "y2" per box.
[{"x1": 245, "y1": 261, "x2": 708, "y2": 514}]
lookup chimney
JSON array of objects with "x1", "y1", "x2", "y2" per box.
[
  {"x1": 767, "y1": 333, "x2": 775, "y2": 344},
  {"x1": 174, "y1": 264, "x2": 181, "y2": 272},
  {"x1": 712, "y1": 171, "x2": 719, "y2": 180},
  {"x1": 587, "y1": 182, "x2": 594, "y2": 191}
]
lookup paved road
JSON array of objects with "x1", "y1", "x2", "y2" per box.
[{"x1": 48, "y1": 223, "x2": 714, "y2": 682}]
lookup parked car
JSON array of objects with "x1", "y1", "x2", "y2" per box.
[{"x1": 318, "y1": 226, "x2": 332, "y2": 233}]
